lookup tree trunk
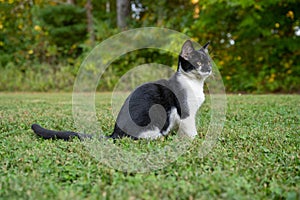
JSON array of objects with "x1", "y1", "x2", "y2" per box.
[
  {"x1": 117, "y1": 0, "x2": 130, "y2": 29},
  {"x1": 106, "y1": 0, "x2": 110, "y2": 13},
  {"x1": 86, "y1": 0, "x2": 95, "y2": 45},
  {"x1": 66, "y1": 0, "x2": 75, "y2": 4}
]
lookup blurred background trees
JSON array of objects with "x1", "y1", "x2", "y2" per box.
[{"x1": 0, "y1": 0, "x2": 299, "y2": 92}]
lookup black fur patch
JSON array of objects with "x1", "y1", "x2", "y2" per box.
[
  {"x1": 110, "y1": 123, "x2": 138, "y2": 139},
  {"x1": 110, "y1": 83, "x2": 178, "y2": 138},
  {"x1": 178, "y1": 56, "x2": 195, "y2": 72},
  {"x1": 129, "y1": 83, "x2": 179, "y2": 128}
]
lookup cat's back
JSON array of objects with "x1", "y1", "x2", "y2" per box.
[
  {"x1": 129, "y1": 79, "x2": 170, "y2": 102},
  {"x1": 128, "y1": 79, "x2": 180, "y2": 124}
]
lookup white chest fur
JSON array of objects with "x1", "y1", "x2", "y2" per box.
[
  {"x1": 174, "y1": 74, "x2": 206, "y2": 138},
  {"x1": 177, "y1": 74, "x2": 205, "y2": 115}
]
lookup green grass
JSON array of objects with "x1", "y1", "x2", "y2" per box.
[{"x1": 0, "y1": 93, "x2": 299, "y2": 200}]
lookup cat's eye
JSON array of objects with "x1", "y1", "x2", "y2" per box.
[{"x1": 197, "y1": 62, "x2": 202, "y2": 67}]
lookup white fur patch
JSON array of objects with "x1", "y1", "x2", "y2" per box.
[
  {"x1": 175, "y1": 71, "x2": 206, "y2": 138},
  {"x1": 138, "y1": 127, "x2": 162, "y2": 139},
  {"x1": 176, "y1": 71, "x2": 206, "y2": 112},
  {"x1": 138, "y1": 108, "x2": 180, "y2": 139}
]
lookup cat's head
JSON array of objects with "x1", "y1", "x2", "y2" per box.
[{"x1": 178, "y1": 40, "x2": 212, "y2": 79}]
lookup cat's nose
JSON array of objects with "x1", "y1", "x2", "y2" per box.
[{"x1": 204, "y1": 68, "x2": 211, "y2": 73}]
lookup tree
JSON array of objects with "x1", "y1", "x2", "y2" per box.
[
  {"x1": 67, "y1": 0, "x2": 75, "y2": 4},
  {"x1": 117, "y1": 0, "x2": 130, "y2": 29},
  {"x1": 0, "y1": 0, "x2": 299, "y2": 92},
  {"x1": 190, "y1": 0, "x2": 300, "y2": 92},
  {"x1": 86, "y1": 0, "x2": 95, "y2": 45}
]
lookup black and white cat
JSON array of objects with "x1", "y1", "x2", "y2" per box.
[{"x1": 32, "y1": 40, "x2": 212, "y2": 140}]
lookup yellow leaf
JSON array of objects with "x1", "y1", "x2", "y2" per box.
[
  {"x1": 286, "y1": 11, "x2": 294, "y2": 20},
  {"x1": 284, "y1": 63, "x2": 290, "y2": 69},
  {"x1": 71, "y1": 44, "x2": 77, "y2": 49},
  {"x1": 34, "y1": 25, "x2": 41, "y2": 32},
  {"x1": 254, "y1": 4, "x2": 262, "y2": 10},
  {"x1": 28, "y1": 50, "x2": 34, "y2": 55},
  {"x1": 193, "y1": 6, "x2": 200, "y2": 19}
]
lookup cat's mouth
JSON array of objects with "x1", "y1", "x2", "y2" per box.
[
  {"x1": 190, "y1": 70, "x2": 211, "y2": 79},
  {"x1": 199, "y1": 69, "x2": 212, "y2": 77}
]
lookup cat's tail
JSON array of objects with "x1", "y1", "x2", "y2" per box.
[{"x1": 31, "y1": 124, "x2": 93, "y2": 141}]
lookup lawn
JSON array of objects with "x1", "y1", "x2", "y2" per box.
[{"x1": 0, "y1": 93, "x2": 299, "y2": 199}]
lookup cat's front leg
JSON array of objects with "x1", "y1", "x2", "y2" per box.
[{"x1": 178, "y1": 117, "x2": 197, "y2": 138}]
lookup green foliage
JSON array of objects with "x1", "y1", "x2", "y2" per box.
[
  {"x1": 98, "y1": 49, "x2": 176, "y2": 91},
  {"x1": 39, "y1": 4, "x2": 87, "y2": 47},
  {"x1": 191, "y1": 0, "x2": 300, "y2": 92},
  {"x1": 0, "y1": 0, "x2": 299, "y2": 93},
  {"x1": 0, "y1": 63, "x2": 77, "y2": 91},
  {"x1": 0, "y1": 93, "x2": 299, "y2": 199},
  {"x1": 0, "y1": 0, "x2": 36, "y2": 66}
]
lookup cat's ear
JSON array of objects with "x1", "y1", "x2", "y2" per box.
[
  {"x1": 203, "y1": 41, "x2": 210, "y2": 49},
  {"x1": 202, "y1": 41, "x2": 210, "y2": 53},
  {"x1": 180, "y1": 40, "x2": 194, "y2": 59}
]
